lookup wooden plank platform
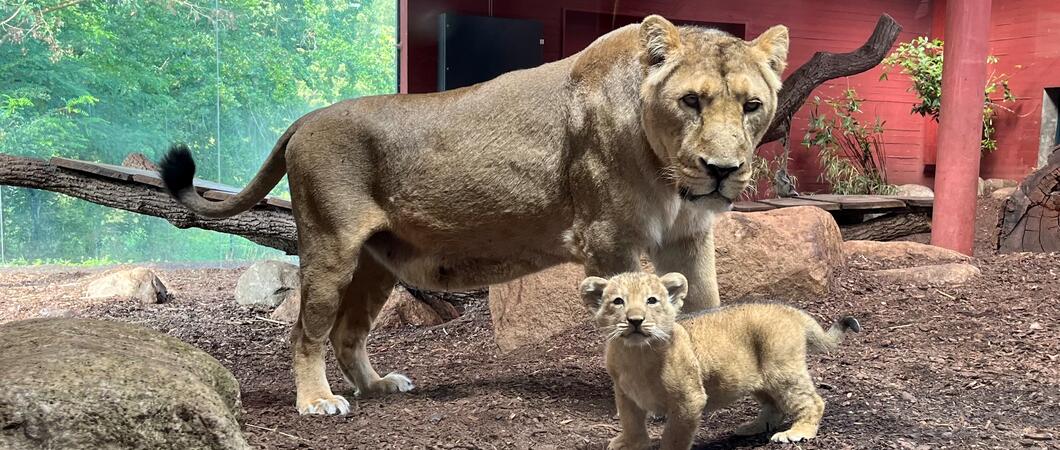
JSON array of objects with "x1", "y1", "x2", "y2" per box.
[
  {"x1": 733, "y1": 201, "x2": 774, "y2": 212},
  {"x1": 757, "y1": 196, "x2": 841, "y2": 211},
  {"x1": 55, "y1": 157, "x2": 291, "y2": 210},
  {"x1": 799, "y1": 194, "x2": 907, "y2": 210}
]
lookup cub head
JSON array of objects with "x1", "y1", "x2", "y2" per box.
[
  {"x1": 638, "y1": 16, "x2": 789, "y2": 205},
  {"x1": 580, "y1": 272, "x2": 688, "y2": 347}
]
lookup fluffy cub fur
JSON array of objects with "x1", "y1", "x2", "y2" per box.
[{"x1": 581, "y1": 272, "x2": 860, "y2": 449}]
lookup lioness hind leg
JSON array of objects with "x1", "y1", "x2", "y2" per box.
[
  {"x1": 330, "y1": 252, "x2": 414, "y2": 397},
  {"x1": 292, "y1": 223, "x2": 382, "y2": 415},
  {"x1": 734, "y1": 392, "x2": 785, "y2": 436},
  {"x1": 769, "y1": 374, "x2": 825, "y2": 443}
]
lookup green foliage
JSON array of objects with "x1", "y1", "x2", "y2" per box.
[
  {"x1": 880, "y1": 37, "x2": 1017, "y2": 154},
  {"x1": 0, "y1": 0, "x2": 397, "y2": 265},
  {"x1": 802, "y1": 89, "x2": 898, "y2": 196}
]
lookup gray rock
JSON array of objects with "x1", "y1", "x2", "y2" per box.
[
  {"x1": 989, "y1": 186, "x2": 1017, "y2": 201},
  {"x1": 85, "y1": 267, "x2": 170, "y2": 304},
  {"x1": 235, "y1": 260, "x2": 298, "y2": 309},
  {"x1": 980, "y1": 178, "x2": 1018, "y2": 195},
  {"x1": 871, "y1": 263, "x2": 981, "y2": 285},
  {"x1": 0, "y1": 318, "x2": 246, "y2": 450}
]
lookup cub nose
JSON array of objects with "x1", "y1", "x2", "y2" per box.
[
  {"x1": 698, "y1": 157, "x2": 742, "y2": 180},
  {"x1": 627, "y1": 318, "x2": 644, "y2": 329}
]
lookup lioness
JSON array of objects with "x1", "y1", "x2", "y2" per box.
[
  {"x1": 158, "y1": 15, "x2": 789, "y2": 415},
  {"x1": 581, "y1": 272, "x2": 860, "y2": 449}
]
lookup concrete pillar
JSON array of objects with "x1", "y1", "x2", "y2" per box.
[{"x1": 930, "y1": 0, "x2": 992, "y2": 255}]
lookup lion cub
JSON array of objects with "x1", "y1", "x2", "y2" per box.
[{"x1": 581, "y1": 272, "x2": 860, "y2": 449}]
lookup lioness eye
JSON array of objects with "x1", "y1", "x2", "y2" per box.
[
  {"x1": 612, "y1": 298, "x2": 625, "y2": 306},
  {"x1": 647, "y1": 297, "x2": 659, "y2": 305},
  {"x1": 743, "y1": 100, "x2": 762, "y2": 113},
  {"x1": 681, "y1": 94, "x2": 700, "y2": 111}
]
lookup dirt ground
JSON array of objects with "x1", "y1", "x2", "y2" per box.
[{"x1": 1, "y1": 198, "x2": 1057, "y2": 449}]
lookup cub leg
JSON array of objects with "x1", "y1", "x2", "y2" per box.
[
  {"x1": 651, "y1": 230, "x2": 720, "y2": 311},
  {"x1": 769, "y1": 373, "x2": 825, "y2": 443},
  {"x1": 609, "y1": 388, "x2": 650, "y2": 450},
  {"x1": 330, "y1": 252, "x2": 413, "y2": 397},
  {"x1": 734, "y1": 392, "x2": 785, "y2": 436},
  {"x1": 659, "y1": 391, "x2": 707, "y2": 450}
]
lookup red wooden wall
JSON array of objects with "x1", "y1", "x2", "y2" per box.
[{"x1": 399, "y1": 0, "x2": 1059, "y2": 191}]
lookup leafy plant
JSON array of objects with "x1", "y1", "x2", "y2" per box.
[
  {"x1": 802, "y1": 89, "x2": 897, "y2": 195},
  {"x1": 880, "y1": 37, "x2": 1016, "y2": 153}
]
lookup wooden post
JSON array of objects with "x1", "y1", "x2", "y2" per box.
[{"x1": 930, "y1": 0, "x2": 992, "y2": 255}]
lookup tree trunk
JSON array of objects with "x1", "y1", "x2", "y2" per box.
[
  {"x1": 840, "y1": 212, "x2": 931, "y2": 241},
  {"x1": 997, "y1": 146, "x2": 1060, "y2": 253}
]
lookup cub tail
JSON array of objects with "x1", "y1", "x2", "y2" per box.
[{"x1": 804, "y1": 315, "x2": 861, "y2": 353}]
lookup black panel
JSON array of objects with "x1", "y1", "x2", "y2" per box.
[{"x1": 438, "y1": 13, "x2": 543, "y2": 91}]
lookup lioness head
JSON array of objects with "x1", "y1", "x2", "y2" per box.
[
  {"x1": 638, "y1": 16, "x2": 789, "y2": 203},
  {"x1": 580, "y1": 272, "x2": 688, "y2": 346}
]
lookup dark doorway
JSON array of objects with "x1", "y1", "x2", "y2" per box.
[
  {"x1": 561, "y1": 10, "x2": 746, "y2": 58},
  {"x1": 438, "y1": 13, "x2": 544, "y2": 91}
]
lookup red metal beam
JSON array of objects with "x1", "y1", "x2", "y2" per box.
[{"x1": 931, "y1": 0, "x2": 992, "y2": 255}]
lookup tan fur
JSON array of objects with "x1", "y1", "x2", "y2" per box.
[
  {"x1": 161, "y1": 16, "x2": 789, "y2": 416},
  {"x1": 581, "y1": 272, "x2": 859, "y2": 449}
]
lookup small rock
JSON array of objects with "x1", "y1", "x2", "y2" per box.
[
  {"x1": 1029, "y1": 322, "x2": 1043, "y2": 331},
  {"x1": 37, "y1": 307, "x2": 74, "y2": 318},
  {"x1": 85, "y1": 267, "x2": 170, "y2": 304},
  {"x1": 981, "y1": 178, "x2": 1019, "y2": 195},
  {"x1": 1023, "y1": 432, "x2": 1053, "y2": 441},
  {"x1": 235, "y1": 260, "x2": 299, "y2": 310},
  {"x1": 900, "y1": 391, "x2": 917, "y2": 403},
  {"x1": 269, "y1": 290, "x2": 300, "y2": 324},
  {"x1": 374, "y1": 288, "x2": 454, "y2": 329},
  {"x1": 429, "y1": 413, "x2": 443, "y2": 424},
  {"x1": 894, "y1": 184, "x2": 934, "y2": 197},
  {"x1": 989, "y1": 186, "x2": 1018, "y2": 201},
  {"x1": 870, "y1": 263, "x2": 981, "y2": 285}
]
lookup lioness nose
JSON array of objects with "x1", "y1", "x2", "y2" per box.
[
  {"x1": 699, "y1": 158, "x2": 742, "y2": 180},
  {"x1": 627, "y1": 318, "x2": 644, "y2": 329}
]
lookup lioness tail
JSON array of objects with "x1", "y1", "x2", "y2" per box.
[{"x1": 804, "y1": 315, "x2": 861, "y2": 353}]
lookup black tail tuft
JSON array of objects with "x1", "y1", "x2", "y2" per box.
[
  {"x1": 158, "y1": 144, "x2": 197, "y2": 197},
  {"x1": 840, "y1": 316, "x2": 862, "y2": 333}
]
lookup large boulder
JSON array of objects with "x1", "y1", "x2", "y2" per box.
[
  {"x1": 85, "y1": 267, "x2": 170, "y2": 304},
  {"x1": 489, "y1": 263, "x2": 586, "y2": 352},
  {"x1": 871, "y1": 263, "x2": 981, "y2": 285},
  {"x1": 235, "y1": 260, "x2": 298, "y2": 310},
  {"x1": 714, "y1": 206, "x2": 845, "y2": 301},
  {"x1": 842, "y1": 240, "x2": 971, "y2": 266},
  {"x1": 0, "y1": 318, "x2": 246, "y2": 450}
]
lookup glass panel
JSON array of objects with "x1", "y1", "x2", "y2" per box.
[{"x1": 0, "y1": 1, "x2": 398, "y2": 265}]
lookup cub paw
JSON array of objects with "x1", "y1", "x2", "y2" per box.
[
  {"x1": 297, "y1": 395, "x2": 351, "y2": 415},
  {"x1": 357, "y1": 372, "x2": 415, "y2": 397},
  {"x1": 769, "y1": 429, "x2": 816, "y2": 443},
  {"x1": 607, "y1": 435, "x2": 650, "y2": 450}
]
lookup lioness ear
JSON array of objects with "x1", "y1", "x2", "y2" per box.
[
  {"x1": 751, "y1": 25, "x2": 789, "y2": 77},
  {"x1": 579, "y1": 276, "x2": 610, "y2": 311},
  {"x1": 640, "y1": 15, "x2": 680, "y2": 66},
  {"x1": 659, "y1": 272, "x2": 688, "y2": 308}
]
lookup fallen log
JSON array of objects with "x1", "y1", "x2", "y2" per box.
[{"x1": 840, "y1": 212, "x2": 931, "y2": 241}]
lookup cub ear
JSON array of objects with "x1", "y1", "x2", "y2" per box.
[
  {"x1": 640, "y1": 15, "x2": 681, "y2": 66},
  {"x1": 579, "y1": 276, "x2": 610, "y2": 311},
  {"x1": 658, "y1": 272, "x2": 688, "y2": 308},
  {"x1": 751, "y1": 24, "x2": 789, "y2": 77}
]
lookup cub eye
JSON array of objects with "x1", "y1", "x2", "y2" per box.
[
  {"x1": 612, "y1": 298, "x2": 625, "y2": 306},
  {"x1": 681, "y1": 94, "x2": 701, "y2": 111},
  {"x1": 647, "y1": 297, "x2": 659, "y2": 305},
  {"x1": 743, "y1": 100, "x2": 762, "y2": 113}
]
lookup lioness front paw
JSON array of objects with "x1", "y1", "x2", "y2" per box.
[
  {"x1": 357, "y1": 372, "x2": 415, "y2": 397},
  {"x1": 608, "y1": 435, "x2": 650, "y2": 450},
  {"x1": 297, "y1": 395, "x2": 351, "y2": 415},
  {"x1": 769, "y1": 429, "x2": 816, "y2": 443}
]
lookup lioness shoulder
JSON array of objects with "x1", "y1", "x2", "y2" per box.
[{"x1": 580, "y1": 272, "x2": 860, "y2": 449}]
